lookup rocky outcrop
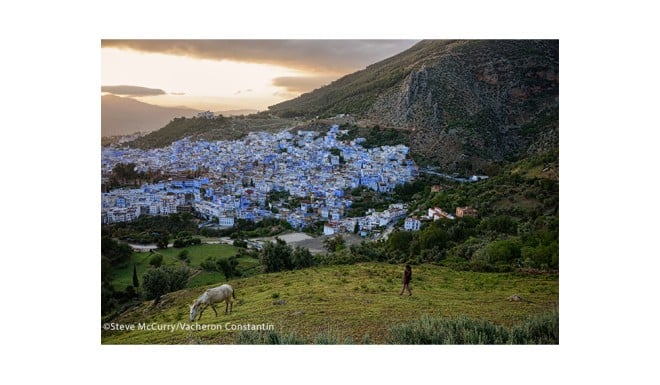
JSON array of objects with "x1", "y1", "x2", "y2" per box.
[{"x1": 270, "y1": 40, "x2": 559, "y2": 172}]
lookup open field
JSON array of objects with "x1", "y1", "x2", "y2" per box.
[
  {"x1": 102, "y1": 262, "x2": 558, "y2": 344},
  {"x1": 108, "y1": 243, "x2": 254, "y2": 290}
]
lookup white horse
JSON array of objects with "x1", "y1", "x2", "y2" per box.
[{"x1": 189, "y1": 284, "x2": 235, "y2": 322}]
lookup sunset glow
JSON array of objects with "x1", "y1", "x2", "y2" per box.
[
  {"x1": 101, "y1": 40, "x2": 419, "y2": 112},
  {"x1": 101, "y1": 47, "x2": 312, "y2": 111}
]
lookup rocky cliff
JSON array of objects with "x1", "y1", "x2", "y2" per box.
[{"x1": 269, "y1": 40, "x2": 558, "y2": 172}]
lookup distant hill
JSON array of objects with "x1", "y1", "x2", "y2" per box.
[
  {"x1": 125, "y1": 114, "x2": 299, "y2": 150},
  {"x1": 102, "y1": 95, "x2": 201, "y2": 137},
  {"x1": 268, "y1": 40, "x2": 559, "y2": 172}
]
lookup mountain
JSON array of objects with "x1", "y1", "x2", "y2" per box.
[
  {"x1": 268, "y1": 40, "x2": 559, "y2": 172},
  {"x1": 102, "y1": 95, "x2": 201, "y2": 137}
]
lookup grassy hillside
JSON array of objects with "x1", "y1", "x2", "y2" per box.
[
  {"x1": 102, "y1": 262, "x2": 557, "y2": 344},
  {"x1": 108, "y1": 243, "x2": 262, "y2": 291}
]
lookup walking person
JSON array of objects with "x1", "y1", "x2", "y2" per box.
[{"x1": 400, "y1": 264, "x2": 412, "y2": 296}]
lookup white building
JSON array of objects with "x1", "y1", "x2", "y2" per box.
[
  {"x1": 197, "y1": 111, "x2": 215, "y2": 119},
  {"x1": 323, "y1": 221, "x2": 340, "y2": 236},
  {"x1": 428, "y1": 207, "x2": 455, "y2": 220},
  {"x1": 218, "y1": 216, "x2": 235, "y2": 227},
  {"x1": 404, "y1": 217, "x2": 421, "y2": 231}
]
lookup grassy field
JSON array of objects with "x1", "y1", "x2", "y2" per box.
[
  {"x1": 102, "y1": 262, "x2": 558, "y2": 344},
  {"x1": 108, "y1": 243, "x2": 252, "y2": 290}
]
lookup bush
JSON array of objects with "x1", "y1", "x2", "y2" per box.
[
  {"x1": 234, "y1": 330, "x2": 304, "y2": 344},
  {"x1": 484, "y1": 239, "x2": 521, "y2": 264},
  {"x1": 291, "y1": 246, "x2": 315, "y2": 269},
  {"x1": 509, "y1": 310, "x2": 559, "y2": 344},
  {"x1": 217, "y1": 256, "x2": 239, "y2": 279},
  {"x1": 260, "y1": 238, "x2": 293, "y2": 273},
  {"x1": 142, "y1": 265, "x2": 191, "y2": 303},
  {"x1": 149, "y1": 253, "x2": 163, "y2": 268},
  {"x1": 388, "y1": 312, "x2": 558, "y2": 344}
]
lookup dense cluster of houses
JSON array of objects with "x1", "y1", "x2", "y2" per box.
[{"x1": 101, "y1": 125, "x2": 419, "y2": 236}]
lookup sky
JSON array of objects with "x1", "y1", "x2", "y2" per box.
[{"x1": 101, "y1": 40, "x2": 419, "y2": 112}]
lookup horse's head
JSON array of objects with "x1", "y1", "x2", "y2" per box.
[{"x1": 189, "y1": 304, "x2": 198, "y2": 322}]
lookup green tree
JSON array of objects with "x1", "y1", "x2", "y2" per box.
[
  {"x1": 484, "y1": 239, "x2": 521, "y2": 264},
  {"x1": 142, "y1": 265, "x2": 191, "y2": 303},
  {"x1": 217, "y1": 256, "x2": 239, "y2": 279},
  {"x1": 156, "y1": 232, "x2": 169, "y2": 249},
  {"x1": 149, "y1": 253, "x2": 163, "y2": 268},
  {"x1": 132, "y1": 264, "x2": 139, "y2": 288},
  {"x1": 260, "y1": 237, "x2": 293, "y2": 272},
  {"x1": 292, "y1": 246, "x2": 315, "y2": 269},
  {"x1": 142, "y1": 267, "x2": 169, "y2": 303},
  {"x1": 101, "y1": 236, "x2": 132, "y2": 266},
  {"x1": 419, "y1": 226, "x2": 449, "y2": 251},
  {"x1": 323, "y1": 234, "x2": 346, "y2": 252},
  {"x1": 387, "y1": 231, "x2": 413, "y2": 254}
]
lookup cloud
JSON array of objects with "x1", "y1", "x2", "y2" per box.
[
  {"x1": 102, "y1": 85, "x2": 166, "y2": 97},
  {"x1": 170, "y1": 92, "x2": 186, "y2": 96},
  {"x1": 272, "y1": 75, "x2": 339, "y2": 93},
  {"x1": 101, "y1": 40, "x2": 419, "y2": 74}
]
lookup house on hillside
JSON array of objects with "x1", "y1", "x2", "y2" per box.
[
  {"x1": 404, "y1": 217, "x2": 421, "y2": 231},
  {"x1": 197, "y1": 111, "x2": 215, "y2": 119},
  {"x1": 456, "y1": 206, "x2": 478, "y2": 218},
  {"x1": 428, "y1": 207, "x2": 455, "y2": 220}
]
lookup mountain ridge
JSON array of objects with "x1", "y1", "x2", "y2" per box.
[
  {"x1": 268, "y1": 40, "x2": 559, "y2": 172},
  {"x1": 102, "y1": 95, "x2": 201, "y2": 137}
]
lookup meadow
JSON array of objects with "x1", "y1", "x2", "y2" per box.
[
  {"x1": 102, "y1": 262, "x2": 558, "y2": 344},
  {"x1": 108, "y1": 243, "x2": 260, "y2": 290}
]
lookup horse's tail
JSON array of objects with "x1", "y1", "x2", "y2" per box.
[{"x1": 232, "y1": 287, "x2": 236, "y2": 299}]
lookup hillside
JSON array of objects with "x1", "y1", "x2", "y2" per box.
[
  {"x1": 124, "y1": 114, "x2": 299, "y2": 149},
  {"x1": 102, "y1": 262, "x2": 558, "y2": 344},
  {"x1": 102, "y1": 95, "x2": 201, "y2": 136},
  {"x1": 268, "y1": 40, "x2": 559, "y2": 171}
]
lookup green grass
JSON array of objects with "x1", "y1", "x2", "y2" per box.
[
  {"x1": 108, "y1": 243, "x2": 242, "y2": 290},
  {"x1": 102, "y1": 262, "x2": 558, "y2": 344}
]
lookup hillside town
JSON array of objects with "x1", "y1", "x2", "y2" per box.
[{"x1": 102, "y1": 125, "x2": 428, "y2": 237}]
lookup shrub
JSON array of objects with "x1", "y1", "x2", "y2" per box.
[
  {"x1": 388, "y1": 312, "x2": 558, "y2": 344},
  {"x1": 260, "y1": 238, "x2": 293, "y2": 273},
  {"x1": 234, "y1": 330, "x2": 303, "y2": 344},
  {"x1": 149, "y1": 253, "x2": 163, "y2": 268},
  {"x1": 142, "y1": 265, "x2": 191, "y2": 303}
]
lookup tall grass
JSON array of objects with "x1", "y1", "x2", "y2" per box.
[
  {"x1": 388, "y1": 310, "x2": 558, "y2": 344},
  {"x1": 234, "y1": 330, "x2": 304, "y2": 344},
  {"x1": 234, "y1": 329, "x2": 352, "y2": 344}
]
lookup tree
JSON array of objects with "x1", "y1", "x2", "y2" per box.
[
  {"x1": 149, "y1": 253, "x2": 163, "y2": 268},
  {"x1": 419, "y1": 226, "x2": 449, "y2": 251},
  {"x1": 484, "y1": 239, "x2": 521, "y2": 264},
  {"x1": 101, "y1": 236, "x2": 132, "y2": 266},
  {"x1": 142, "y1": 265, "x2": 191, "y2": 303},
  {"x1": 260, "y1": 237, "x2": 292, "y2": 272},
  {"x1": 323, "y1": 234, "x2": 346, "y2": 252},
  {"x1": 387, "y1": 231, "x2": 413, "y2": 253},
  {"x1": 156, "y1": 232, "x2": 169, "y2": 249},
  {"x1": 217, "y1": 256, "x2": 239, "y2": 279},
  {"x1": 132, "y1": 264, "x2": 139, "y2": 288},
  {"x1": 292, "y1": 246, "x2": 315, "y2": 269},
  {"x1": 142, "y1": 267, "x2": 169, "y2": 303}
]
